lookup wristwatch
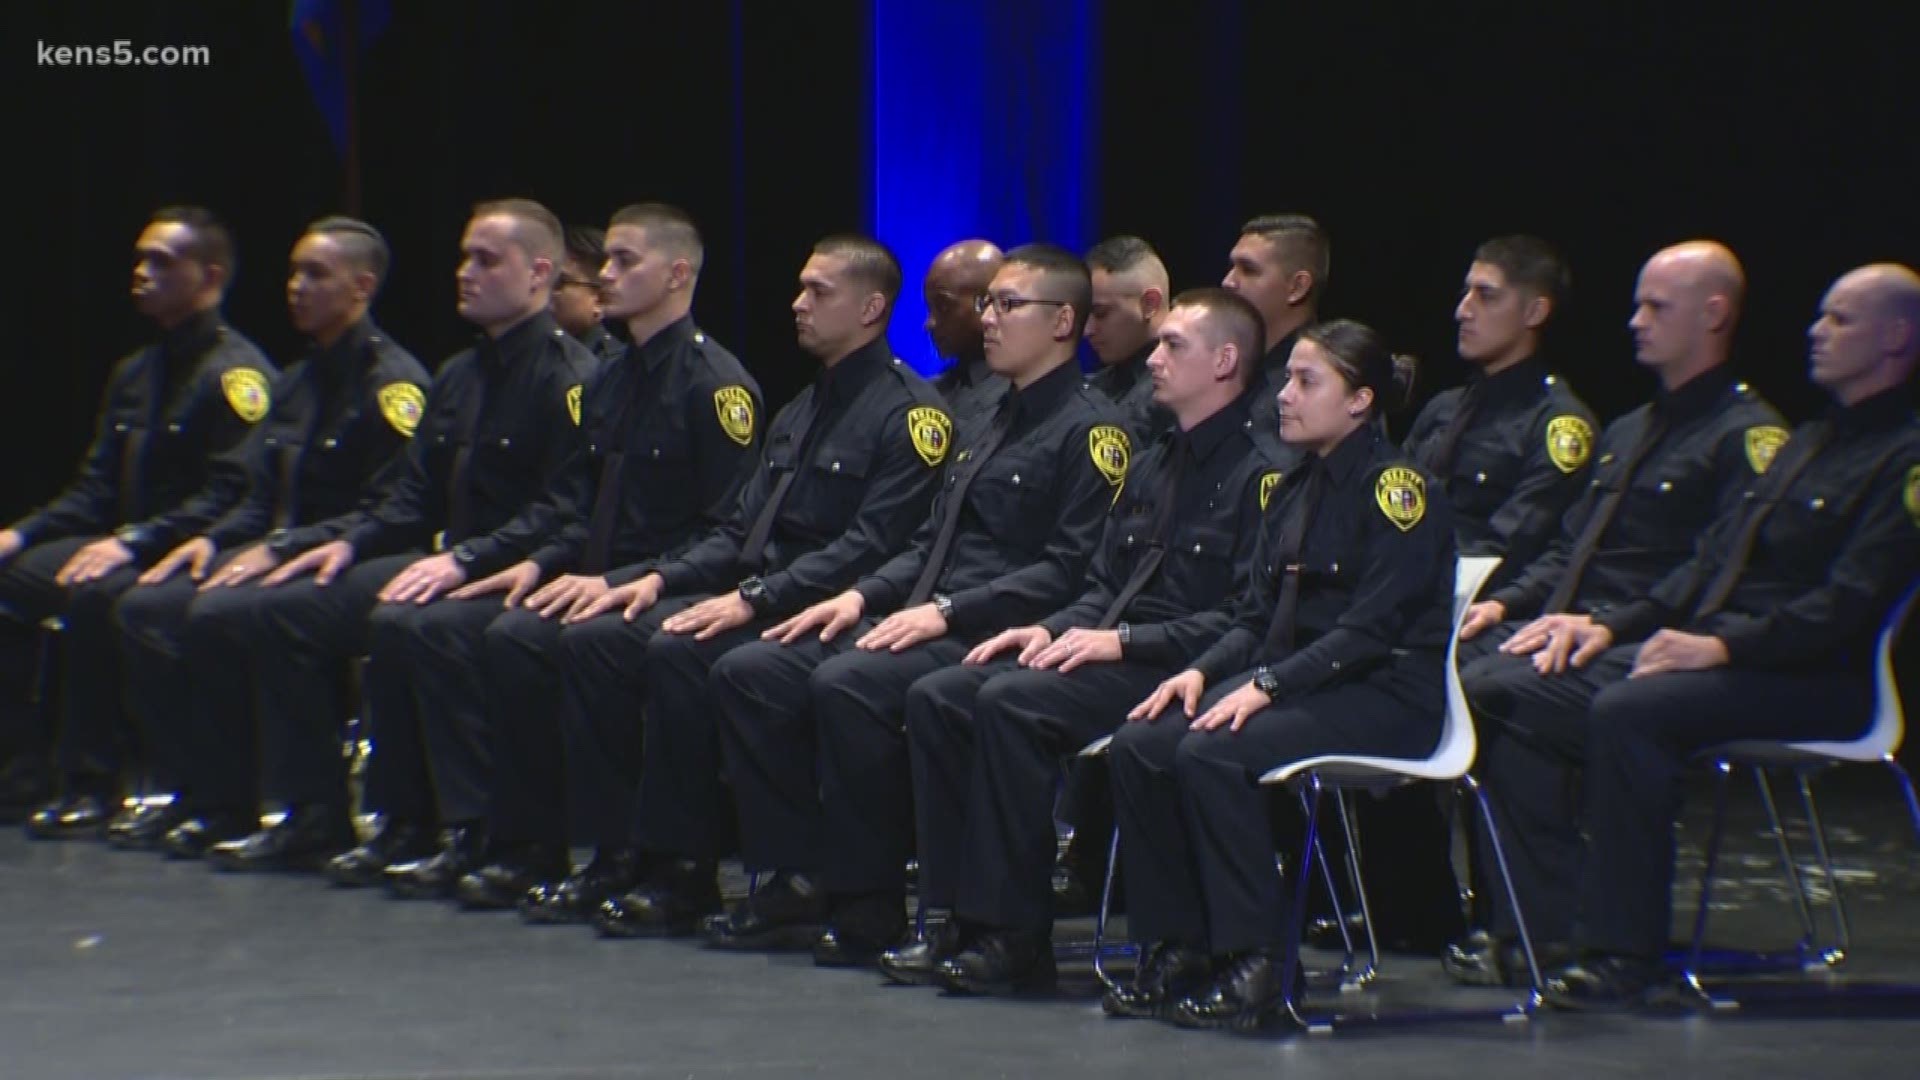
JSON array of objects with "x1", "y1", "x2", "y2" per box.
[
  {"x1": 1252, "y1": 665, "x2": 1281, "y2": 697},
  {"x1": 450, "y1": 542, "x2": 478, "y2": 568},
  {"x1": 737, "y1": 576, "x2": 771, "y2": 615},
  {"x1": 1116, "y1": 621, "x2": 1132, "y2": 647},
  {"x1": 113, "y1": 525, "x2": 147, "y2": 550},
  {"x1": 932, "y1": 593, "x2": 955, "y2": 621},
  {"x1": 264, "y1": 528, "x2": 298, "y2": 558}
]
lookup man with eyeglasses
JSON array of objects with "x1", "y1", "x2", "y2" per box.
[
  {"x1": 696, "y1": 243, "x2": 1128, "y2": 967},
  {"x1": 1083, "y1": 235, "x2": 1172, "y2": 440},
  {"x1": 552, "y1": 225, "x2": 624, "y2": 364},
  {"x1": 925, "y1": 239, "x2": 1007, "y2": 423}
]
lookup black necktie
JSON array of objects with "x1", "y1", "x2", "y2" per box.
[
  {"x1": 1422, "y1": 380, "x2": 1485, "y2": 480},
  {"x1": 738, "y1": 391, "x2": 827, "y2": 574},
  {"x1": 444, "y1": 371, "x2": 489, "y2": 542},
  {"x1": 1260, "y1": 458, "x2": 1328, "y2": 655},
  {"x1": 1691, "y1": 421, "x2": 1830, "y2": 620},
  {"x1": 1543, "y1": 413, "x2": 1671, "y2": 613},
  {"x1": 1098, "y1": 436, "x2": 1190, "y2": 627},
  {"x1": 580, "y1": 366, "x2": 657, "y2": 574},
  {"x1": 907, "y1": 402, "x2": 1013, "y2": 606}
]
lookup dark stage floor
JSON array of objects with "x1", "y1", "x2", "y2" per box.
[{"x1": 5, "y1": 769, "x2": 1920, "y2": 1080}]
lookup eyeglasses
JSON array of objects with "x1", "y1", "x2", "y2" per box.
[
  {"x1": 557, "y1": 276, "x2": 603, "y2": 292},
  {"x1": 974, "y1": 294, "x2": 1071, "y2": 316}
]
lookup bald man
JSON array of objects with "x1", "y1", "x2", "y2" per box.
[
  {"x1": 1083, "y1": 236, "x2": 1171, "y2": 439},
  {"x1": 1493, "y1": 263, "x2": 1920, "y2": 1009},
  {"x1": 925, "y1": 240, "x2": 1006, "y2": 422},
  {"x1": 1441, "y1": 241, "x2": 1787, "y2": 988}
]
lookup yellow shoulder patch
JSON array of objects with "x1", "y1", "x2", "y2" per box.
[
  {"x1": 1375, "y1": 466, "x2": 1427, "y2": 532},
  {"x1": 1088, "y1": 425, "x2": 1130, "y2": 486},
  {"x1": 565, "y1": 384, "x2": 584, "y2": 426},
  {"x1": 1545, "y1": 415, "x2": 1594, "y2": 474},
  {"x1": 1905, "y1": 465, "x2": 1920, "y2": 530},
  {"x1": 1258, "y1": 470, "x2": 1284, "y2": 512},
  {"x1": 376, "y1": 382, "x2": 426, "y2": 438},
  {"x1": 907, "y1": 406, "x2": 953, "y2": 467},
  {"x1": 220, "y1": 368, "x2": 271, "y2": 423},
  {"x1": 1744, "y1": 424, "x2": 1789, "y2": 475},
  {"x1": 714, "y1": 385, "x2": 755, "y2": 446}
]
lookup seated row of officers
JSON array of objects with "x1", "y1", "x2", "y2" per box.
[{"x1": 1, "y1": 200, "x2": 1915, "y2": 1030}]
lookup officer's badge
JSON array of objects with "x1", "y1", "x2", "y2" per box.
[
  {"x1": 1375, "y1": 466, "x2": 1427, "y2": 532},
  {"x1": 1545, "y1": 415, "x2": 1594, "y2": 474},
  {"x1": 565, "y1": 385, "x2": 584, "y2": 426},
  {"x1": 1905, "y1": 465, "x2": 1920, "y2": 530},
  {"x1": 715, "y1": 385, "x2": 755, "y2": 446},
  {"x1": 1744, "y1": 425, "x2": 1789, "y2": 475},
  {"x1": 220, "y1": 368, "x2": 271, "y2": 423},
  {"x1": 1258, "y1": 470, "x2": 1284, "y2": 512},
  {"x1": 377, "y1": 383, "x2": 426, "y2": 438},
  {"x1": 1088, "y1": 425, "x2": 1130, "y2": 487},
  {"x1": 907, "y1": 406, "x2": 953, "y2": 467}
]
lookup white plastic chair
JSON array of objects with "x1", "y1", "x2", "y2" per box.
[
  {"x1": 1682, "y1": 580, "x2": 1920, "y2": 1007},
  {"x1": 1256, "y1": 555, "x2": 1544, "y2": 1032}
]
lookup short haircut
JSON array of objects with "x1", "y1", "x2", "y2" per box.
[
  {"x1": 1301, "y1": 318, "x2": 1419, "y2": 417},
  {"x1": 1084, "y1": 235, "x2": 1160, "y2": 275},
  {"x1": 149, "y1": 205, "x2": 236, "y2": 287},
  {"x1": 813, "y1": 233, "x2": 904, "y2": 307},
  {"x1": 1004, "y1": 242, "x2": 1095, "y2": 339},
  {"x1": 1474, "y1": 234, "x2": 1571, "y2": 310},
  {"x1": 304, "y1": 215, "x2": 391, "y2": 291},
  {"x1": 471, "y1": 197, "x2": 564, "y2": 264},
  {"x1": 1171, "y1": 287, "x2": 1267, "y2": 385},
  {"x1": 609, "y1": 203, "x2": 705, "y2": 275},
  {"x1": 562, "y1": 224, "x2": 607, "y2": 276},
  {"x1": 1241, "y1": 213, "x2": 1330, "y2": 299}
]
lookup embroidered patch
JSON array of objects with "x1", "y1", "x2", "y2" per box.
[
  {"x1": 1259, "y1": 470, "x2": 1284, "y2": 511},
  {"x1": 565, "y1": 385, "x2": 584, "y2": 426},
  {"x1": 1545, "y1": 415, "x2": 1594, "y2": 474},
  {"x1": 907, "y1": 406, "x2": 953, "y2": 467},
  {"x1": 220, "y1": 368, "x2": 271, "y2": 423},
  {"x1": 1375, "y1": 466, "x2": 1427, "y2": 532},
  {"x1": 376, "y1": 383, "x2": 426, "y2": 438},
  {"x1": 1088, "y1": 425, "x2": 1130, "y2": 486},
  {"x1": 714, "y1": 385, "x2": 755, "y2": 445},
  {"x1": 1744, "y1": 425, "x2": 1789, "y2": 475}
]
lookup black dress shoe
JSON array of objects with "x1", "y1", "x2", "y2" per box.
[
  {"x1": 0, "y1": 754, "x2": 56, "y2": 825},
  {"x1": 593, "y1": 858, "x2": 721, "y2": 938},
  {"x1": 105, "y1": 801, "x2": 191, "y2": 850},
  {"x1": 879, "y1": 919, "x2": 971, "y2": 986},
  {"x1": 1170, "y1": 949, "x2": 1298, "y2": 1031},
  {"x1": 520, "y1": 847, "x2": 640, "y2": 924},
  {"x1": 457, "y1": 843, "x2": 572, "y2": 910},
  {"x1": 384, "y1": 822, "x2": 489, "y2": 900},
  {"x1": 813, "y1": 892, "x2": 908, "y2": 968},
  {"x1": 207, "y1": 806, "x2": 355, "y2": 872},
  {"x1": 161, "y1": 810, "x2": 257, "y2": 860},
  {"x1": 25, "y1": 792, "x2": 116, "y2": 840},
  {"x1": 1442, "y1": 931, "x2": 1570, "y2": 988},
  {"x1": 1542, "y1": 954, "x2": 1666, "y2": 1012},
  {"x1": 325, "y1": 818, "x2": 436, "y2": 887},
  {"x1": 704, "y1": 871, "x2": 828, "y2": 950},
  {"x1": 936, "y1": 928, "x2": 1057, "y2": 995},
  {"x1": 1102, "y1": 942, "x2": 1213, "y2": 1019}
]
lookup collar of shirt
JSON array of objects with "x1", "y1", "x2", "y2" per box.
[
  {"x1": 1462, "y1": 355, "x2": 1554, "y2": 406},
  {"x1": 579, "y1": 322, "x2": 617, "y2": 357},
  {"x1": 306, "y1": 317, "x2": 375, "y2": 391},
  {"x1": 477, "y1": 309, "x2": 562, "y2": 370},
  {"x1": 1831, "y1": 385, "x2": 1918, "y2": 434},
  {"x1": 1652, "y1": 364, "x2": 1740, "y2": 422},
  {"x1": 814, "y1": 336, "x2": 893, "y2": 406},
  {"x1": 1260, "y1": 328, "x2": 1303, "y2": 382},
  {"x1": 160, "y1": 307, "x2": 225, "y2": 362},
  {"x1": 1105, "y1": 342, "x2": 1155, "y2": 391},
  {"x1": 996, "y1": 357, "x2": 1081, "y2": 428},
  {"x1": 1178, "y1": 382, "x2": 1258, "y2": 465},
  {"x1": 629, "y1": 313, "x2": 698, "y2": 369},
  {"x1": 944, "y1": 349, "x2": 992, "y2": 388},
  {"x1": 1318, "y1": 421, "x2": 1382, "y2": 489}
]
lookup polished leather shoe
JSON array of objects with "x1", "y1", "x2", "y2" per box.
[
  {"x1": 325, "y1": 818, "x2": 436, "y2": 887},
  {"x1": 384, "y1": 823, "x2": 489, "y2": 900},
  {"x1": 457, "y1": 843, "x2": 572, "y2": 910},
  {"x1": 704, "y1": 871, "x2": 827, "y2": 950},
  {"x1": 936, "y1": 928, "x2": 1057, "y2": 995},
  {"x1": 813, "y1": 893, "x2": 908, "y2": 968},
  {"x1": 879, "y1": 919, "x2": 970, "y2": 986},
  {"x1": 593, "y1": 858, "x2": 720, "y2": 938},
  {"x1": 1170, "y1": 949, "x2": 1299, "y2": 1031},
  {"x1": 1542, "y1": 954, "x2": 1666, "y2": 1011},
  {"x1": 207, "y1": 806, "x2": 355, "y2": 872},
  {"x1": 1102, "y1": 941, "x2": 1214, "y2": 1019},
  {"x1": 161, "y1": 810, "x2": 257, "y2": 859},
  {"x1": 25, "y1": 792, "x2": 115, "y2": 840},
  {"x1": 105, "y1": 801, "x2": 191, "y2": 850},
  {"x1": 520, "y1": 847, "x2": 640, "y2": 924},
  {"x1": 0, "y1": 755, "x2": 56, "y2": 825},
  {"x1": 1442, "y1": 931, "x2": 1570, "y2": 988}
]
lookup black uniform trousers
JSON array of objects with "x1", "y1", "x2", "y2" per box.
[
  {"x1": 243, "y1": 553, "x2": 417, "y2": 808},
  {"x1": 0, "y1": 537, "x2": 148, "y2": 784},
  {"x1": 474, "y1": 605, "x2": 596, "y2": 848},
  {"x1": 905, "y1": 658, "x2": 1163, "y2": 932},
  {"x1": 710, "y1": 624, "x2": 977, "y2": 894},
  {"x1": 1110, "y1": 654, "x2": 1443, "y2": 955}
]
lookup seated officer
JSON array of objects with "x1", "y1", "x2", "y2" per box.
[
  {"x1": 1082, "y1": 235, "x2": 1171, "y2": 437},
  {"x1": 0, "y1": 206, "x2": 275, "y2": 830},
  {"x1": 1445, "y1": 240, "x2": 1784, "y2": 986},
  {"x1": 701, "y1": 244, "x2": 1127, "y2": 964},
  {"x1": 925, "y1": 239, "x2": 1006, "y2": 423},
  {"x1": 1107, "y1": 320, "x2": 1453, "y2": 1030},
  {"x1": 109, "y1": 217, "x2": 428, "y2": 851},
  {"x1": 1485, "y1": 263, "x2": 1920, "y2": 1009},
  {"x1": 552, "y1": 224, "x2": 624, "y2": 363},
  {"x1": 522, "y1": 235, "x2": 948, "y2": 927},
  {"x1": 880, "y1": 288, "x2": 1287, "y2": 992},
  {"x1": 1220, "y1": 214, "x2": 1327, "y2": 431}
]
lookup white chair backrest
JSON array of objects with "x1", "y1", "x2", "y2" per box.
[
  {"x1": 1790, "y1": 578, "x2": 1919, "y2": 761},
  {"x1": 1420, "y1": 556, "x2": 1504, "y2": 777}
]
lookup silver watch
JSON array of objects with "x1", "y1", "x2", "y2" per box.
[{"x1": 932, "y1": 593, "x2": 954, "y2": 620}]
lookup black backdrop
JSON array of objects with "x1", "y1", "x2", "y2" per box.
[{"x1": 11, "y1": 0, "x2": 1919, "y2": 515}]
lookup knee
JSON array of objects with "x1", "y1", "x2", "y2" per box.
[
  {"x1": 483, "y1": 609, "x2": 546, "y2": 664},
  {"x1": 365, "y1": 601, "x2": 421, "y2": 654}
]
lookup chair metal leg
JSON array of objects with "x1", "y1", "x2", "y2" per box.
[
  {"x1": 1278, "y1": 775, "x2": 1325, "y2": 1032},
  {"x1": 1886, "y1": 758, "x2": 1920, "y2": 847},
  {"x1": 1462, "y1": 774, "x2": 1543, "y2": 1009},
  {"x1": 1294, "y1": 785, "x2": 1358, "y2": 982},
  {"x1": 1794, "y1": 770, "x2": 1850, "y2": 968},
  {"x1": 1685, "y1": 761, "x2": 1735, "y2": 995},
  {"x1": 1091, "y1": 825, "x2": 1121, "y2": 992},
  {"x1": 1332, "y1": 791, "x2": 1380, "y2": 990},
  {"x1": 1753, "y1": 766, "x2": 1820, "y2": 956}
]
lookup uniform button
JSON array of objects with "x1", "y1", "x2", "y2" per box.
[
  {"x1": 1207, "y1": 500, "x2": 1216, "y2": 509},
  {"x1": 436, "y1": 435, "x2": 447, "y2": 444},
  {"x1": 1658, "y1": 480, "x2": 1672, "y2": 492},
  {"x1": 652, "y1": 448, "x2": 661, "y2": 459},
  {"x1": 1744, "y1": 490, "x2": 1757, "y2": 500},
  {"x1": 167, "y1": 423, "x2": 181, "y2": 434},
  {"x1": 499, "y1": 438, "x2": 511, "y2": 448},
  {"x1": 265, "y1": 437, "x2": 279, "y2": 447},
  {"x1": 1810, "y1": 497, "x2": 1825, "y2": 510},
  {"x1": 1329, "y1": 562, "x2": 1339, "y2": 574},
  {"x1": 1192, "y1": 543, "x2": 1203, "y2": 554},
  {"x1": 1475, "y1": 472, "x2": 1488, "y2": 483},
  {"x1": 1330, "y1": 660, "x2": 1342, "y2": 671},
  {"x1": 323, "y1": 438, "x2": 337, "y2": 449},
  {"x1": 831, "y1": 461, "x2": 841, "y2": 473},
  {"x1": 1125, "y1": 534, "x2": 1135, "y2": 545},
  {"x1": 694, "y1": 332, "x2": 706, "y2": 343},
  {"x1": 370, "y1": 335, "x2": 383, "y2": 344},
  {"x1": 589, "y1": 443, "x2": 599, "y2": 454},
  {"x1": 1012, "y1": 474, "x2": 1021, "y2": 484},
  {"x1": 1544, "y1": 375, "x2": 1558, "y2": 386},
  {"x1": 1736, "y1": 381, "x2": 1749, "y2": 393},
  {"x1": 114, "y1": 422, "x2": 129, "y2": 433}
]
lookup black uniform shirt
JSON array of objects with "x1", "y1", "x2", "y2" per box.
[
  {"x1": 933, "y1": 350, "x2": 1007, "y2": 425},
  {"x1": 1086, "y1": 340, "x2": 1171, "y2": 441}
]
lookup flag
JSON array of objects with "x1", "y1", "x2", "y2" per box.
[{"x1": 290, "y1": 0, "x2": 392, "y2": 154}]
